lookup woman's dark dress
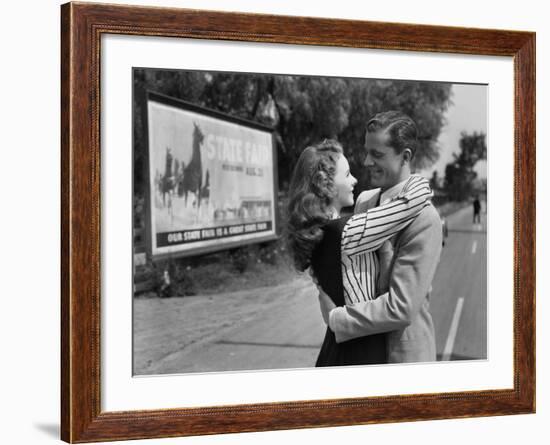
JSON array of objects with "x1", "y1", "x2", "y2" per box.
[{"x1": 311, "y1": 216, "x2": 386, "y2": 366}]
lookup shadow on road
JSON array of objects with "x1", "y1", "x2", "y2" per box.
[
  {"x1": 216, "y1": 340, "x2": 321, "y2": 349},
  {"x1": 448, "y1": 228, "x2": 487, "y2": 235},
  {"x1": 437, "y1": 353, "x2": 485, "y2": 361}
]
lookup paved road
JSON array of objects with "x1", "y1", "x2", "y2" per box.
[
  {"x1": 431, "y1": 203, "x2": 487, "y2": 361},
  {"x1": 135, "y1": 203, "x2": 487, "y2": 375}
]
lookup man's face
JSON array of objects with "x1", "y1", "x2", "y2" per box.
[{"x1": 364, "y1": 129, "x2": 408, "y2": 191}]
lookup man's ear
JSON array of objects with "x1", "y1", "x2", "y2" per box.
[{"x1": 402, "y1": 148, "x2": 413, "y2": 164}]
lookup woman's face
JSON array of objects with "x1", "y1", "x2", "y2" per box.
[{"x1": 332, "y1": 154, "x2": 357, "y2": 210}]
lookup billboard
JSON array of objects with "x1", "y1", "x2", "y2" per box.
[{"x1": 144, "y1": 92, "x2": 278, "y2": 259}]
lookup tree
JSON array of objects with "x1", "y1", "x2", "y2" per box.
[
  {"x1": 339, "y1": 79, "x2": 452, "y2": 193},
  {"x1": 430, "y1": 171, "x2": 441, "y2": 190},
  {"x1": 444, "y1": 131, "x2": 487, "y2": 201}
]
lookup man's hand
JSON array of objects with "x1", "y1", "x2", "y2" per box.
[{"x1": 318, "y1": 288, "x2": 336, "y2": 325}]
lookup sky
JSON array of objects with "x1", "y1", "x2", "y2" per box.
[{"x1": 420, "y1": 83, "x2": 487, "y2": 180}]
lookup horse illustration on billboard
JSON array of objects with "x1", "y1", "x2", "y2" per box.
[
  {"x1": 180, "y1": 122, "x2": 204, "y2": 209},
  {"x1": 161, "y1": 147, "x2": 175, "y2": 212},
  {"x1": 159, "y1": 123, "x2": 208, "y2": 217}
]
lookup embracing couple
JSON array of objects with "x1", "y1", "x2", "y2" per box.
[{"x1": 286, "y1": 111, "x2": 443, "y2": 366}]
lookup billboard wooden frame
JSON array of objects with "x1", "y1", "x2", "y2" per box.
[{"x1": 61, "y1": 1, "x2": 535, "y2": 442}]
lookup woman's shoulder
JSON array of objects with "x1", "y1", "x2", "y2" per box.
[{"x1": 323, "y1": 214, "x2": 352, "y2": 233}]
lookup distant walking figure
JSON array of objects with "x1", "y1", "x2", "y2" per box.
[{"x1": 473, "y1": 196, "x2": 481, "y2": 224}]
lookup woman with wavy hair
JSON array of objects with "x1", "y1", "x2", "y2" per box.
[{"x1": 286, "y1": 139, "x2": 432, "y2": 366}]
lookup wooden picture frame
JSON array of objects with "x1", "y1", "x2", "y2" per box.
[{"x1": 61, "y1": 1, "x2": 535, "y2": 442}]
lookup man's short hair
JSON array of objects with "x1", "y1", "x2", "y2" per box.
[{"x1": 366, "y1": 111, "x2": 417, "y2": 158}]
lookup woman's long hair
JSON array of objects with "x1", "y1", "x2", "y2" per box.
[{"x1": 285, "y1": 139, "x2": 343, "y2": 272}]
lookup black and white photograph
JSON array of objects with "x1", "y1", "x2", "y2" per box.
[
  {"x1": 4, "y1": 0, "x2": 546, "y2": 443},
  {"x1": 132, "y1": 68, "x2": 487, "y2": 375}
]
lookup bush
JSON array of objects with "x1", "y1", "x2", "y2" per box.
[
  {"x1": 229, "y1": 247, "x2": 251, "y2": 273},
  {"x1": 258, "y1": 240, "x2": 284, "y2": 265},
  {"x1": 133, "y1": 237, "x2": 295, "y2": 298},
  {"x1": 149, "y1": 259, "x2": 196, "y2": 298}
]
